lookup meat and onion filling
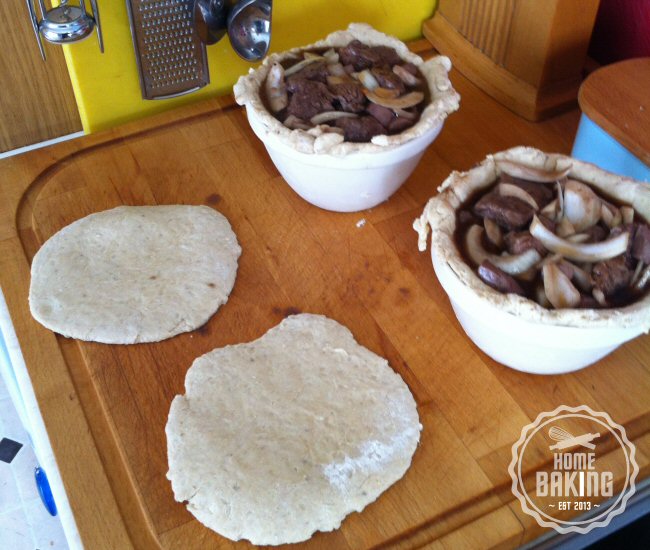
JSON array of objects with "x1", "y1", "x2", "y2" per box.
[
  {"x1": 455, "y1": 161, "x2": 650, "y2": 309},
  {"x1": 262, "y1": 40, "x2": 427, "y2": 143}
]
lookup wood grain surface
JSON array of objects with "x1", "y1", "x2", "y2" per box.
[
  {"x1": 423, "y1": 0, "x2": 600, "y2": 121},
  {"x1": 0, "y1": 0, "x2": 82, "y2": 152},
  {"x1": 0, "y1": 41, "x2": 649, "y2": 550},
  {"x1": 578, "y1": 57, "x2": 650, "y2": 166}
]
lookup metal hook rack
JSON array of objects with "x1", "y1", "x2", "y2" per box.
[{"x1": 25, "y1": 0, "x2": 104, "y2": 61}]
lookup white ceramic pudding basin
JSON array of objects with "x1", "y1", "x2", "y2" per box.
[
  {"x1": 245, "y1": 106, "x2": 444, "y2": 212},
  {"x1": 432, "y1": 250, "x2": 645, "y2": 374}
]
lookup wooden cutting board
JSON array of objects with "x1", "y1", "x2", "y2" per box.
[{"x1": 0, "y1": 41, "x2": 649, "y2": 550}]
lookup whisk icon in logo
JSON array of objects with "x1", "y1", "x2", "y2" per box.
[{"x1": 509, "y1": 405, "x2": 638, "y2": 534}]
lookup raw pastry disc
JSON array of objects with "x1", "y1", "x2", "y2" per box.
[
  {"x1": 166, "y1": 313, "x2": 422, "y2": 546},
  {"x1": 29, "y1": 205, "x2": 241, "y2": 344}
]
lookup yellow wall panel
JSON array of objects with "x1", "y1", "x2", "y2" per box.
[{"x1": 61, "y1": 1, "x2": 436, "y2": 133}]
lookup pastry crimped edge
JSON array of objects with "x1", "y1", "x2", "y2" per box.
[
  {"x1": 233, "y1": 23, "x2": 460, "y2": 156},
  {"x1": 414, "y1": 146, "x2": 650, "y2": 330}
]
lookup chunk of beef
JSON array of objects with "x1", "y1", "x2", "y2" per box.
[
  {"x1": 577, "y1": 294, "x2": 600, "y2": 309},
  {"x1": 499, "y1": 174, "x2": 554, "y2": 208},
  {"x1": 370, "y1": 67, "x2": 405, "y2": 93},
  {"x1": 388, "y1": 116, "x2": 413, "y2": 133},
  {"x1": 339, "y1": 40, "x2": 402, "y2": 70},
  {"x1": 286, "y1": 61, "x2": 329, "y2": 89},
  {"x1": 504, "y1": 231, "x2": 546, "y2": 255},
  {"x1": 329, "y1": 82, "x2": 366, "y2": 113},
  {"x1": 592, "y1": 256, "x2": 632, "y2": 296},
  {"x1": 478, "y1": 260, "x2": 524, "y2": 295},
  {"x1": 335, "y1": 116, "x2": 385, "y2": 142},
  {"x1": 474, "y1": 192, "x2": 535, "y2": 230},
  {"x1": 458, "y1": 210, "x2": 480, "y2": 227},
  {"x1": 286, "y1": 81, "x2": 334, "y2": 120},
  {"x1": 367, "y1": 102, "x2": 394, "y2": 127},
  {"x1": 632, "y1": 223, "x2": 650, "y2": 263},
  {"x1": 583, "y1": 224, "x2": 607, "y2": 243}
]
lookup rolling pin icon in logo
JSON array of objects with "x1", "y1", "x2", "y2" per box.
[{"x1": 548, "y1": 427, "x2": 600, "y2": 451}]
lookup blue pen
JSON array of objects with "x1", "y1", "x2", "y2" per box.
[{"x1": 34, "y1": 466, "x2": 58, "y2": 517}]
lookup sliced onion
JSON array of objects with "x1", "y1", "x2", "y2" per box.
[
  {"x1": 465, "y1": 225, "x2": 542, "y2": 274},
  {"x1": 372, "y1": 87, "x2": 401, "y2": 99},
  {"x1": 496, "y1": 183, "x2": 539, "y2": 210},
  {"x1": 393, "y1": 64, "x2": 420, "y2": 86},
  {"x1": 621, "y1": 206, "x2": 634, "y2": 225},
  {"x1": 535, "y1": 283, "x2": 551, "y2": 307},
  {"x1": 541, "y1": 199, "x2": 558, "y2": 219},
  {"x1": 283, "y1": 115, "x2": 311, "y2": 130},
  {"x1": 631, "y1": 260, "x2": 645, "y2": 286},
  {"x1": 593, "y1": 288, "x2": 607, "y2": 306},
  {"x1": 327, "y1": 63, "x2": 347, "y2": 77},
  {"x1": 304, "y1": 52, "x2": 324, "y2": 60},
  {"x1": 556, "y1": 217, "x2": 576, "y2": 238},
  {"x1": 560, "y1": 259, "x2": 593, "y2": 291},
  {"x1": 556, "y1": 181, "x2": 564, "y2": 222},
  {"x1": 543, "y1": 263, "x2": 581, "y2": 309},
  {"x1": 309, "y1": 111, "x2": 358, "y2": 125},
  {"x1": 601, "y1": 203, "x2": 622, "y2": 228},
  {"x1": 635, "y1": 265, "x2": 650, "y2": 290},
  {"x1": 265, "y1": 63, "x2": 288, "y2": 113},
  {"x1": 563, "y1": 179, "x2": 601, "y2": 231},
  {"x1": 497, "y1": 159, "x2": 572, "y2": 182},
  {"x1": 566, "y1": 232, "x2": 590, "y2": 243},
  {"x1": 484, "y1": 218, "x2": 503, "y2": 248},
  {"x1": 322, "y1": 49, "x2": 339, "y2": 64},
  {"x1": 285, "y1": 56, "x2": 322, "y2": 77},
  {"x1": 530, "y1": 215, "x2": 629, "y2": 262},
  {"x1": 364, "y1": 90, "x2": 424, "y2": 109},
  {"x1": 355, "y1": 70, "x2": 379, "y2": 90}
]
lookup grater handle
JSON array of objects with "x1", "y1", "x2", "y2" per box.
[
  {"x1": 25, "y1": 0, "x2": 46, "y2": 61},
  {"x1": 89, "y1": 0, "x2": 104, "y2": 52}
]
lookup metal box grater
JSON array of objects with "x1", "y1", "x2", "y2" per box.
[{"x1": 126, "y1": 0, "x2": 210, "y2": 100}]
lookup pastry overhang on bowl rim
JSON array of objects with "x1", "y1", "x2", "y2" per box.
[
  {"x1": 234, "y1": 23, "x2": 460, "y2": 156},
  {"x1": 414, "y1": 146, "x2": 650, "y2": 330}
]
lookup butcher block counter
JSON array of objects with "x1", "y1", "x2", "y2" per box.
[{"x1": 0, "y1": 41, "x2": 649, "y2": 549}]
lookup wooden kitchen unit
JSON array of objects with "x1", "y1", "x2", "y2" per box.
[{"x1": 0, "y1": 41, "x2": 648, "y2": 549}]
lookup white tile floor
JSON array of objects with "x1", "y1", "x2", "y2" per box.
[{"x1": 0, "y1": 373, "x2": 68, "y2": 550}]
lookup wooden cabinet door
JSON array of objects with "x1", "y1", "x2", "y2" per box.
[{"x1": 0, "y1": 0, "x2": 82, "y2": 153}]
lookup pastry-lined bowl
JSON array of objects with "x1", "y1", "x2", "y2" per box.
[
  {"x1": 414, "y1": 147, "x2": 650, "y2": 374},
  {"x1": 234, "y1": 23, "x2": 460, "y2": 213}
]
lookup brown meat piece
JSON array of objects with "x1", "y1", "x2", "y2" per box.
[
  {"x1": 583, "y1": 224, "x2": 608, "y2": 243},
  {"x1": 286, "y1": 61, "x2": 329, "y2": 88},
  {"x1": 478, "y1": 260, "x2": 525, "y2": 295},
  {"x1": 592, "y1": 256, "x2": 632, "y2": 296},
  {"x1": 504, "y1": 231, "x2": 546, "y2": 255},
  {"x1": 286, "y1": 81, "x2": 334, "y2": 120},
  {"x1": 370, "y1": 67, "x2": 405, "y2": 93},
  {"x1": 632, "y1": 223, "x2": 650, "y2": 263},
  {"x1": 335, "y1": 116, "x2": 385, "y2": 142},
  {"x1": 474, "y1": 192, "x2": 535, "y2": 230},
  {"x1": 499, "y1": 174, "x2": 554, "y2": 209},
  {"x1": 329, "y1": 82, "x2": 366, "y2": 113},
  {"x1": 388, "y1": 116, "x2": 413, "y2": 133},
  {"x1": 367, "y1": 102, "x2": 394, "y2": 127},
  {"x1": 339, "y1": 40, "x2": 402, "y2": 70}
]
